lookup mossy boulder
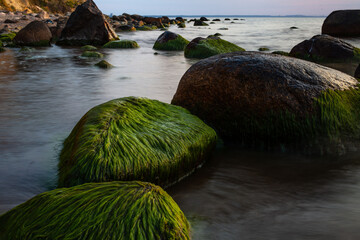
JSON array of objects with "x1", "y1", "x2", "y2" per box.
[
  {"x1": 95, "y1": 60, "x2": 113, "y2": 68},
  {"x1": 0, "y1": 32, "x2": 16, "y2": 42},
  {"x1": 172, "y1": 51, "x2": 360, "y2": 154},
  {"x1": 194, "y1": 20, "x2": 209, "y2": 26},
  {"x1": 259, "y1": 47, "x2": 270, "y2": 51},
  {"x1": 13, "y1": 21, "x2": 52, "y2": 47},
  {"x1": 137, "y1": 25, "x2": 158, "y2": 31},
  {"x1": 58, "y1": 97, "x2": 217, "y2": 187},
  {"x1": 178, "y1": 22, "x2": 186, "y2": 28},
  {"x1": 184, "y1": 36, "x2": 245, "y2": 59},
  {"x1": 103, "y1": 40, "x2": 139, "y2": 48},
  {"x1": 0, "y1": 181, "x2": 190, "y2": 240},
  {"x1": 153, "y1": 31, "x2": 189, "y2": 51},
  {"x1": 81, "y1": 45, "x2": 97, "y2": 50},
  {"x1": 81, "y1": 51, "x2": 103, "y2": 58},
  {"x1": 290, "y1": 35, "x2": 360, "y2": 63}
]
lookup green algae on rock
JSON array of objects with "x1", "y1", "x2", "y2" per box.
[
  {"x1": 81, "y1": 45, "x2": 97, "y2": 50},
  {"x1": 58, "y1": 97, "x2": 217, "y2": 188},
  {"x1": 95, "y1": 60, "x2": 113, "y2": 69},
  {"x1": 137, "y1": 25, "x2": 158, "y2": 31},
  {"x1": 81, "y1": 51, "x2": 103, "y2": 58},
  {"x1": 0, "y1": 181, "x2": 190, "y2": 240},
  {"x1": 258, "y1": 47, "x2": 270, "y2": 51},
  {"x1": 103, "y1": 40, "x2": 139, "y2": 48},
  {"x1": 153, "y1": 31, "x2": 189, "y2": 51},
  {"x1": 185, "y1": 36, "x2": 245, "y2": 59},
  {"x1": 0, "y1": 32, "x2": 16, "y2": 42},
  {"x1": 172, "y1": 52, "x2": 360, "y2": 155}
]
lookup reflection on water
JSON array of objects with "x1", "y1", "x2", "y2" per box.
[{"x1": 0, "y1": 17, "x2": 360, "y2": 239}]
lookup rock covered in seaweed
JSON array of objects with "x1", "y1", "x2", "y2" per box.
[
  {"x1": 322, "y1": 10, "x2": 360, "y2": 37},
  {"x1": 95, "y1": 60, "x2": 113, "y2": 68},
  {"x1": 58, "y1": 97, "x2": 217, "y2": 188},
  {"x1": 289, "y1": 35, "x2": 360, "y2": 62},
  {"x1": 172, "y1": 51, "x2": 360, "y2": 154},
  {"x1": 57, "y1": 0, "x2": 118, "y2": 46},
  {"x1": 81, "y1": 51, "x2": 103, "y2": 58},
  {"x1": 13, "y1": 21, "x2": 52, "y2": 46},
  {"x1": 184, "y1": 36, "x2": 245, "y2": 59},
  {"x1": 0, "y1": 181, "x2": 190, "y2": 240},
  {"x1": 103, "y1": 40, "x2": 139, "y2": 48},
  {"x1": 153, "y1": 31, "x2": 189, "y2": 51},
  {"x1": 194, "y1": 20, "x2": 209, "y2": 26}
]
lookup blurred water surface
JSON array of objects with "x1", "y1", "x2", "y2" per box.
[{"x1": 1, "y1": 17, "x2": 360, "y2": 239}]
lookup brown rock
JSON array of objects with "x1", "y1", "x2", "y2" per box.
[
  {"x1": 14, "y1": 20, "x2": 52, "y2": 46},
  {"x1": 322, "y1": 10, "x2": 360, "y2": 37},
  {"x1": 172, "y1": 52, "x2": 358, "y2": 139},
  {"x1": 289, "y1": 34, "x2": 358, "y2": 62},
  {"x1": 143, "y1": 17, "x2": 163, "y2": 27},
  {"x1": 57, "y1": 0, "x2": 118, "y2": 46}
]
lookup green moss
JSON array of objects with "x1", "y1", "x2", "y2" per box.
[
  {"x1": 137, "y1": 25, "x2": 158, "y2": 31},
  {"x1": 0, "y1": 47, "x2": 4, "y2": 53},
  {"x1": 0, "y1": 40, "x2": 2, "y2": 47},
  {"x1": 81, "y1": 51, "x2": 104, "y2": 58},
  {"x1": 185, "y1": 38, "x2": 245, "y2": 59},
  {"x1": 0, "y1": 33, "x2": 16, "y2": 42},
  {"x1": 259, "y1": 47, "x2": 270, "y2": 51},
  {"x1": 272, "y1": 51, "x2": 289, "y2": 56},
  {"x1": 58, "y1": 97, "x2": 217, "y2": 188},
  {"x1": 81, "y1": 45, "x2": 97, "y2": 50},
  {"x1": 205, "y1": 86, "x2": 360, "y2": 153},
  {"x1": 20, "y1": 47, "x2": 35, "y2": 52},
  {"x1": 153, "y1": 35, "x2": 189, "y2": 51},
  {"x1": 0, "y1": 181, "x2": 191, "y2": 240},
  {"x1": 103, "y1": 40, "x2": 139, "y2": 49},
  {"x1": 95, "y1": 60, "x2": 113, "y2": 69},
  {"x1": 178, "y1": 22, "x2": 186, "y2": 28}
]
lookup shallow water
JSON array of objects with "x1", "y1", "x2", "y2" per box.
[{"x1": 1, "y1": 17, "x2": 360, "y2": 239}]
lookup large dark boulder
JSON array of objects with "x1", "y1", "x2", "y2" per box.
[
  {"x1": 143, "y1": 17, "x2": 163, "y2": 27},
  {"x1": 153, "y1": 31, "x2": 189, "y2": 51},
  {"x1": 13, "y1": 21, "x2": 52, "y2": 46},
  {"x1": 172, "y1": 52, "x2": 360, "y2": 154},
  {"x1": 57, "y1": 0, "x2": 118, "y2": 46},
  {"x1": 289, "y1": 35, "x2": 360, "y2": 62},
  {"x1": 355, "y1": 64, "x2": 360, "y2": 79},
  {"x1": 322, "y1": 10, "x2": 360, "y2": 37}
]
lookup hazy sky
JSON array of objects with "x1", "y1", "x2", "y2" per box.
[{"x1": 96, "y1": 0, "x2": 360, "y2": 16}]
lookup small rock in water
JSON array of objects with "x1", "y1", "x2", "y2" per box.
[
  {"x1": 218, "y1": 28, "x2": 228, "y2": 30},
  {"x1": 290, "y1": 26, "x2": 298, "y2": 30},
  {"x1": 81, "y1": 51, "x2": 104, "y2": 58},
  {"x1": 95, "y1": 60, "x2": 113, "y2": 69},
  {"x1": 259, "y1": 47, "x2": 270, "y2": 51}
]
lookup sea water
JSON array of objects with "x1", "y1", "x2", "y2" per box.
[{"x1": 1, "y1": 17, "x2": 360, "y2": 239}]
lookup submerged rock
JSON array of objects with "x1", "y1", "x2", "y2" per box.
[
  {"x1": 0, "y1": 181, "x2": 190, "y2": 240},
  {"x1": 95, "y1": 60, "x2": 113, "y2": 68},
  {"x1": 172, "y1": 52, "x2": 360, "y2": 154},
  {"x1": 258, "y1": 47, "x2": 269, "y2": 51},
  {"x1": 322, "y1": 10, "x2": 360, "y2": 37},
  {"x1": 153, "y1": 31, "x2": 189, "y2": 51},
  {"x1": 290, "y1": 35, "x2": 360, "y2": 62},
  {"x1": 81, "y1": 51, "x2": 103, "y2": 58},
  {"x1": 13, "y1": 21, "x2": 52, "y2": 46},
  {"x1": 178, "y1": 22, "x2": 186, "y2": 28},
  {"x1": 57, "y1": 0, "x2": 118, "y2": 46},
  {"x1": 81, "y1": 45, "x2": 97, "y2": 50},
  {"x1": 58, "y1": 97, "x2": 217, "y2": 188},
  {"x1": 103, "y1": 40, "x2": 139, "y2": 48},
  {"x1": 184, "y1": 36, "x2": 245, "y2": 59}
]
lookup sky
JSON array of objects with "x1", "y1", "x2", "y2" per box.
[{"x1": 96, "y1": 0, "x2": 360, "y2": 16}]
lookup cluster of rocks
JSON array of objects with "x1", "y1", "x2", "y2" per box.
[{"x1": 109, "y1": 13, "x2": 185, "y2": 32}]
